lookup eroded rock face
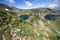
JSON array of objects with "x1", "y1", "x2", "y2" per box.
[
  {"x1": 2, "y1": 26, "x2": 36, "y2": 40},
  {"x1": 10, "y1": 28, "x2": 35, "y2": 40}
]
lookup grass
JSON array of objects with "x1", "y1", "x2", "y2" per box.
[{"x1": 0, "y1": 9, "x2": 60, "y2": 40}]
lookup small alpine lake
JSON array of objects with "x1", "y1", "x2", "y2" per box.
[
  {"x1": 44, "y1": 14, "x2": 60, "y2": 20},
  {"x1": 20, "y1": 15, "x2": 29, "y2": 20}
]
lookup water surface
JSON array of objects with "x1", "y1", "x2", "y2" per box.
[
  {"x1": 20, "y1": 15, "x2": 29, "y2": 20},
  {"x1": 44, "y1": 14, "x2": 60, "y2": 20}
]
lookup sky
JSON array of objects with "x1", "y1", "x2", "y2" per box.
[{"x1": 0, "y1": 0, "x2": 60, "y2": 9}]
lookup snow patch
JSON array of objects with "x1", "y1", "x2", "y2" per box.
[{"x1": 5, "y1": 8, "x2": 9, "y2": 11}]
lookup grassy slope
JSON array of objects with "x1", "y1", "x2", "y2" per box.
[
  {"x1": 0, "y1": 10, "x2": 36, "y2": 40},
  {"x1": 26, "y1": 8, "x2": 60, "y2": 40},
  {"x1": 0, "y1": 8, "x2": 60, "y2": 40}
]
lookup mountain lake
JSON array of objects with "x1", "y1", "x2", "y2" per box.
[
  {"x1": 44, "y1": 14, "x2": 60, "y2": 20},
  {"x1": 20, "y1": 15, "x2": 29, "y2": 20}
]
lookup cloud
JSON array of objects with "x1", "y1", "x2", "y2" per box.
[
  {"x1": 6, "y1": 0, "x2": 15, "y2": 3},
  {"x1": 24, "y1": 1, "x2": 32, "y2": 7},
  {"x1": 54, "y1": 0, "x2": 59, "y2": 4},
  {"x1": 47, "y1": 0, "x2": 60, "y2": 8},
  {"x1": 9, "y1": 0, "x2": 15, "y2": 3},
  {"x1": 47, "y1": 3, "x2": 59, "y2": 8},
  {"x1": 40, "y1": 0, "x2": 59, "y2": 9},
  {"x1": 40, "y1": 5, "x2": 46, "y2": 8},
  {"x1": 40, "y1": 3, "x2": 59, "y2": 9}
]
